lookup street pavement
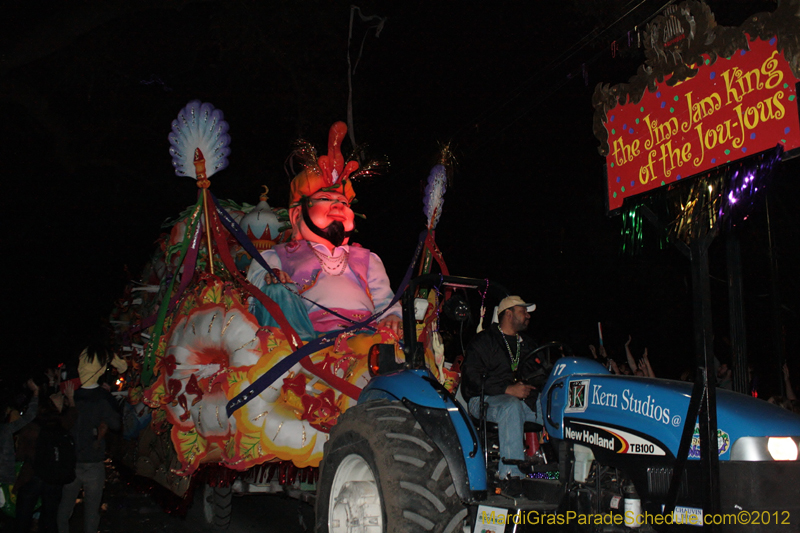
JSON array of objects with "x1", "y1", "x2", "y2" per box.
[{"x1": 2, "y1": 460, "x2": 313, "y2": 533}]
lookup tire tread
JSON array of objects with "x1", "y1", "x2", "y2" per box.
[{"x1": 317, "y1": 399, "x2": 466, "y2": 532}]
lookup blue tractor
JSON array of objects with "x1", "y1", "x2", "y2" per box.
[{"x1": 316, "y1": 275, "x2": 800, "y2": 532}]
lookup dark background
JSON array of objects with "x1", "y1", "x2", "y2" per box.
[{"x1": 2, "y1": 0, "x2": 797, "y2": 396}]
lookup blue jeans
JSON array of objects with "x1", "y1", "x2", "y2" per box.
[
  {"x1": 57, "y1": 462, "x2": 106, "y2": 533},
  {"x1": 469, "y1": 394, "x2": 542, "y2": 479}
]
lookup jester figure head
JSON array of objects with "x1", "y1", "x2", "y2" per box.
[{"x1": 289, "y1": 122, "x2": 359, "y2": 249}]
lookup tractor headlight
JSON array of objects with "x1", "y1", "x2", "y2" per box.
[
  {"x1": 731, "y1": 436, "x2": 800, "y2": 460},
  {"x1": 767, "y1": 437, "x2": 798, "y2": 461}
]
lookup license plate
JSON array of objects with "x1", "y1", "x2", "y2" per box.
[
  {"x1": 475, "y1": 505, "x2": 509, "y2": 532},
  {"x1": 673, "y1": 505, "x2": 703, "y2": 526}
]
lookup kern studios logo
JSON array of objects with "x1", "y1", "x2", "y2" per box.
[{"x1": 565, "y1": 379, "x2": 590, "y2": 413}]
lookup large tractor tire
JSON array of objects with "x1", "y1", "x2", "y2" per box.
[
  {"x1": 202, "y1": 483, "x2": 232, "y2": 530},
  {"x1": 316, "y1": 399, "x2": 468, "y2": 533}
]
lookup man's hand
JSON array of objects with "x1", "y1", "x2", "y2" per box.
[
  {"x1": 26, "y1": 379, "x2": 39, "y2": 396},
  {"x1": 505, "y1": 382, "x2": 535, "y2": 399},
  {"x1": 264, "y1": 269, "x2": 293, "y2": 285},
  {"x1": 378, "y1": 315, "x2": 403, "y2": 338}
]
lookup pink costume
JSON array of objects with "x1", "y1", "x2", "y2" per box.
[{"x1": 247, "y1": 240, "x2": 401, "y2": 334}]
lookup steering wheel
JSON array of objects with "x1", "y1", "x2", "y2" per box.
[
  {"x1": 516, "y1": 341, "x2": 573, "y2": 385},
  {"x1": 530, "y1": 341, "x2": 573, "y2": 359}
]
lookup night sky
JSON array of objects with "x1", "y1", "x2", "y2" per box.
[{"x1": 3, "y1": 0, "x2": 797, "y2": 395}]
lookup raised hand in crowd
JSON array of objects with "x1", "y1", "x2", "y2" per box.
[
  {"x1": 639, "y1": 348, "x2": 656, "y2": 378},
  {"x1": 25, "y1": 379, "x2": 39, "y2": 396},
  {"x1": 64, "y1": 380, "x2": 76, "y2": 408}
]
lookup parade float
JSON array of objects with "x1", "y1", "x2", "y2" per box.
[
  {"x1": 110, "y1": 100, "x2": 455, "y2": 527},
  {"x1": 111, "y1": 3, "x2": 800, "y2": 531}
]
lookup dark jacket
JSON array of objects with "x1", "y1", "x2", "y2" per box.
[
  {"x1": 72, "y1": 387, "x2": 120, "y2": 463},
  {"x1": 0, "y1": 395, "x2": 38, "y2": 484},
  {"x1": 461, "y1": 325, "x2": 540, "y2": 402},
  {"x1": 15, "y1": 405, "x2": 77, "y2": 491}
]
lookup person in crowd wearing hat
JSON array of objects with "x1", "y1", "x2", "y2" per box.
[
  {"x1": 460, "y1": 296, "x2": 543, "y2": 480},
  {"x1": 247, "y1": 122, "x2": 401, "y2": 338}
]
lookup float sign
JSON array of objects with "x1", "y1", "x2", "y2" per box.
[{"x1": 602, "y1": 37, "x2": 800, "y2": 212}]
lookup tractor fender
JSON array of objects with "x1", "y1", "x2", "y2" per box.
[{"x1": 360, "y1": 369, "x2": 488, "y2": 497}]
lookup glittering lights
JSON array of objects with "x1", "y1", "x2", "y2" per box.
[{"x1": 620, "y1": 146, "x2": 783, "y2": 252}]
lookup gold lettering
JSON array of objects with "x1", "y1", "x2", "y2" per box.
[
  {"x1": 659, "y1": 140, "x2": 691, "y2": 177},
  {"x1": 726, "y1": 117, "x2": 744, "y2": 149},
  {"x1": 733, "y1": 104, "x2": 747, "y2": 148},
  {"x1": 683, "y1": 92, "x2": 695, "y2": 132},
  {"x1": 693, "y1": 124, "x2": 706, "y2": 166},
  {"x1": 640, "y1": 149, "x2": 659, "y2": 184},
  {"x1": 682, "y1": 142, "x2": 692, "y2": 164},
  {"x1": 643, "y1": 115, "x2": 656, "y2": 150},
  {"x1": 772, "y1": 91, "x2": 786, "y2": 119},
  {"x1": 683, "y1": 91, "x2": 722, "y2": 132},
  {"x1": 761, "y1": 50, "x2": 783, "y2": 90},
  {"x1": 715, "y1": 120, "x2": 735, "y2": 147},
  {"x1": 744, "y1": 104, "x2": 759, "y2": 130},
  {"x1": 612, "y1": 137, "x2": 641, "y2": 166},
  {"x1": 738, "y1": 68, "x2": 764, "y2": 95},
  {"x1": 644, "y1": 114, "x2": 680, "y2": 150},
  {"x1": 722, "y1": 67, "x2": 742, "y2": 105}
]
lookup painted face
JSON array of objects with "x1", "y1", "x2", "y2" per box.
[
  {"x1": 306, "y1": 192, "x2": 355, "y2": 232},
  {"x1": 292, "y1": 191, "x2": 356, "y2": 247}
]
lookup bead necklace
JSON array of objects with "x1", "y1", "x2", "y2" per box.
[
  {"x1": 498, "y1": 324, "x2": 521, "y2": 371},
  {"x1": 308, "y1": 240, "x2": 349, "y2": 276}
]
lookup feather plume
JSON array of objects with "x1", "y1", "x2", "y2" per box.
[
  {"x1": 289, "y1": 139, "x2": 320, "y2": 174},
  {"x1": 350, "y1": 156, "x2": 389, "y2": 181},
  {"x1": 423, "y1": 143, "x2": 455, "y2": 230},
  {"x1": 423, "y1": 164, "x2": 447, "y2": 230},
  {"x1": 168, "y1": 101, "x2": 231, "y2": 179}
]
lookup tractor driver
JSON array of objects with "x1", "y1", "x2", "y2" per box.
[{"x1": 461, "y1": 296, "x2": 543, "y2": 480}]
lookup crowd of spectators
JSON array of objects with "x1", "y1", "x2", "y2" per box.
[
  {"x1": 579, "y1": 330, "x2": 799, "y2": 414},
  {"x1": 586, "y1": 335, "x2": 656, "y2": 378},
  {"x1": 0, "y1": 344, "x2": 124, "y2": 533}
]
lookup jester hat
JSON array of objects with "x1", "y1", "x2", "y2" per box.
[{"x1": 290, "y1": 122, "x2": 359, "y2": 207}]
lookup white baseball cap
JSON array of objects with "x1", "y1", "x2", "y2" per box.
[
  {"x1": 498, "y1": 295, "x2": 536, "y2": 314},
  {"x1": 491, "y1": 295, "x2": 536, "y2": 323}
]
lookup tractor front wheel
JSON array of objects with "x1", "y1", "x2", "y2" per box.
[{"x1": 316, "y1": 399, "x2": 467, "y2": 533}]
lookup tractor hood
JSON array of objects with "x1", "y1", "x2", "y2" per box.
[{"x1": 542, "y1": 358, "x2": 800, "y2": 461}]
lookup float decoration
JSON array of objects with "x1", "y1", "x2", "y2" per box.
[
  {"x1": 418, "y1": 143, "x2": 453, "y2": 281},
  {"x1": 415, "y1": 144, "x2": 457, "y2": 389},
  {"x1": 132, "y1": 107, "x2": 432, "y2": 477},
  {"x1": 169, "y1": 100, "x2": 231, "y2": 180},
  {"x1": 239, "y1": 186, "x2": 289, "y2": 251}
]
